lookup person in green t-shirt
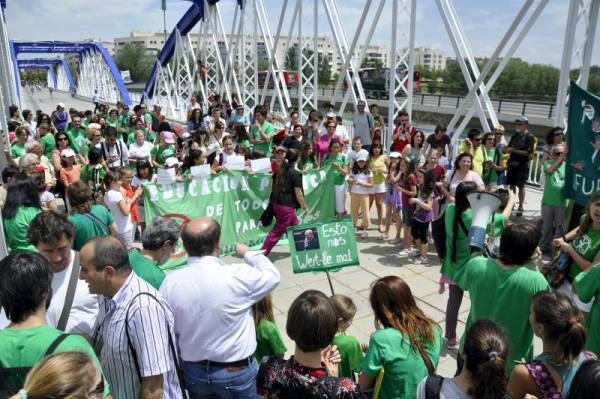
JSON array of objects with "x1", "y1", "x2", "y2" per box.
[
  {"x1": 250, "y1": 109, "x2": 275, "y2": 158},
  {"x1": 253, "y1": 294, "x2": 286, "y2": 362},
  {"x1": 359, "y1": 276, "x2": 442, "y2": 399},
  {"x1": 67, "y1": 181, "x2": 116, "y2": 251},
  {"x1": 106, "y1": 108, "x2": 119, "y2": 128},
  {"x1": 455, "y1": 223, "x2": 550, "y2": 372},
  {"x1": 553, "y1": 191, "x2": 600, "y2": 283},
  {"x1": 128, "y1": 217, "x2": 179, "y2": 289},
  {"x1": 482, "y1": 132, "x2": 504, "y2": 190},
  {"x1": 0, "y1": 252, "x2": 111, "y2": 397},
  {"x1": 10, "y1": 126, "x2": 28, "y2": 159},
  {"x1": 575, "y1": 262, "x2": 600, "y2": 355},
  {"x1": 65, "y1": 115, "x2": 87, "y2": 154},
  {"x1": 322, "y1": 139, "x2": 349, "y2": 218},
  {"x1": 540, "y1": 144, "x2": 568, "y2": 258},
  {"x1": 38, "y1": 123, "x2": 56, "y2": 159},
  {"x1": 329, "y1": 294, "x2": 364, "y2": 380},
  {"x1": 2, "y1": 177, "x2": 41, "y2": 253}
]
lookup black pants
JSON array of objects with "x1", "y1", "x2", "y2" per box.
[{"x1": 431, "y1": 217, "x2": 446, "y2": 260}]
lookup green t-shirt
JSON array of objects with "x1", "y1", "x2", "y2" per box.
[
  {"x1": 570, "y1": 215, "x2": 600, "y2": 280},
  {"x1": 360, "y1": 327, "x2": 442, "y2": 399},
  {"x1": 574, "y1": 263, "x2": 600, "y2": 355},
  {"x1": 3, "y1": 206, "x2": 41, "y2": 252},
  {"x1": 323, "y1": 154, "x2": 346, "y2": 186},
  {"x1": 152, "y1": 144, "x2": 175, "y2": 165},
  {"x1": 10, "y1": 143, "x2": 26, "y2": 158},
  {"x1": 333, "y1": 333, "x2": 363, "y2": 379},
  {"x1": 40, "y1": 133, "x2": 56, "y2": 158},
  {"x1": 254, "y1": 319, "x2": 287, "y2": 362},
  {"x1": 487, "y1": 212, "x2": 506, "y2": 238},
  {"x1": 441, "y1": 204, "x2": 473, "y2": 279},
  {"x1": 106, "y1": 116, "x2": 119, "y2": 128},
  {"x1": 128, "y1": 250, "x2": 166, "y2": 290},
  {"x1": 455, "y1": 256, "x2": 549, "y2": 371},
  {"x1": 66, "y1": 127, "x2": 87, "y2": 153},
  {"x1": 68, "y1": 205, "x2": 114, "y2": 251},
  {"x1": 0, "y1": 325, "x2": 110, "y2": 397},
  {"x1": 482, "y1": 147, "x2": 499, "y2": 184},
  {"x1": 542, "y1": 161, "x2": 566, "y2": 207},
  {"x1": 250, "y1": 121, "x2": 275, "y2": 157}
]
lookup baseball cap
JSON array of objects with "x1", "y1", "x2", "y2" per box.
[
  {"x1": 515, "y1": 116, "x2": 528, "y2": 123},
  {"x1": 165, "y1": 157, "x2": 180, "y2": 168},
  {"x1": 57, "y1": 102, "x2": 65, "y2": 108},
  {"x1": 162, "y1": 131, "x2": 176, "y2": 144},
  {"x1": 61, "y1": 148, "x2": 75, "y2": 158},
  {"x1": 356, "y1": 149, "x2": 369, "y2": 162},
  {"x1": 389, "y1": 151, "x2": 402, "y2": 159},
  {"x1": 275, "y1": 145, "x2": 288, "y2": 153},
  {"x1": 326, "y1": 112, "x2": 336, "y2": 119}
]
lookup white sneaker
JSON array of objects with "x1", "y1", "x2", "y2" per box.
[
  {"x1": 408, "y1": 249, "x2": 421, "y2": 258},
  {"x1": 398, "y1": 249, "x2": 412, "y2": 257},
  {"x1": 361, "y1": 231, "x2": 368, "y2": 239},
  {"x1": 412, "y1": 256, "x2": 429, "y2": 265}
]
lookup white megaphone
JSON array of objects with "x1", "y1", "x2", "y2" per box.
[{"x1": 467, "y1": 191, "x2": 502, "y2": 251}]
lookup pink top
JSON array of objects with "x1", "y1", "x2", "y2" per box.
[{"x1": 315, "y1": 133, "x2": 344, "y2": 163}]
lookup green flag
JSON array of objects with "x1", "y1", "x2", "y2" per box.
[
  {"x1": 566, "y1": 81, "x2": 600, "y2": 206},
  {"x1": 144, "y1": 166, "x2": 337, "y2": 271}
]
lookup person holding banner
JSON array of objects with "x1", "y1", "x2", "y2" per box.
[
  {"x1": 262, "y1": 148, "x2": 308, "y2": 256},
  {"x1": 322, "y1": 139, "x2": 348, "y2": 218}
]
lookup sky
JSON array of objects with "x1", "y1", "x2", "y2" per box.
[{"x1": 5, "y1": 0, "x2": 600, "y2": 67}]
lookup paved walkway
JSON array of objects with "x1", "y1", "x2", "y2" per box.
[
  {"x1": 223, "y1": 188, "x2": 544, "y2": 378},
  {"x1": 21, "y1": 89, "x2": 95, "y2": 115},
  {"x1": 25, "y1": 89, "x2": 545, "y2": 377}
]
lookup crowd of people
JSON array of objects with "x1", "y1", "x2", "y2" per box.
[{"x1": 0, "y1": 94, "x2": 599, "y2": 399}]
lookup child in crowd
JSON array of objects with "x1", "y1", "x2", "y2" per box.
[
  {"x1": 120, "y1": 168, "x2": 140, "y2": 240},
  {"x1": 80, "y1": 148, "x2": 107, "y2": 204},
  {"x1": 59, "y1": 148, "x2": 81, "y2": 211},
  {"x1": 253, "y1": 294, "x2": 287, "y2": 362},
  {"x1": 384, "y1": 152, "x2": 403, "y2": 243},
  {"x1": 35, "y1": 170, "x2": 57, "y2": 212},
  {"x1": 346, "y1": 136, "x2": 363, "y2": 169},
  {"x1": 104, "y1": 170, "x2": 142, "y2": 249},
  {"x1": 322, "y1": 139, "x2": 348, "y2": 218},
  {"x1": 408, "y1": 169, "x2": 434, "y2": 265},
  {"x1": 397, "y1": 158, "x2": 417, "y2": 256},
  {"x1": 329, "y1": 294, "x2": 364, "y2": 380},
  {"x1": 348, "y1": 149, "x2": 373, "y2": 239},
  {"x1": 213, "y1": 135, "x2": 237, "y2": 172},
  {"x1": 131, "y1": 160, "x2": 154, "y2": 233}
]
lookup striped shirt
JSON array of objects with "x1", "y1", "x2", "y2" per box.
[{"x1": 92, "y1": 272, "x2": 182, "y2": 399}]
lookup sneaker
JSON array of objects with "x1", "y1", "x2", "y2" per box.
[
  {"x1": 412, "y1": 256, "x2": 429, "y2": 265},
  {"x1": 446, "y1": 338, "x2": 458, "y2": 349},
  {"x1": 407, "y1": 249, "x2": 421, "y2": 258},
  {"x1": 515, "y1": 208, "x2": 523, "y2": 217},
  {"x1": 388, "y1": 238, "x2": 402, "y2": 245},
  {"x1": 398, "y1": 248, "x2": 412, "y2": 257},
  {"x1": 361, "y1": 231, "x2": 368, "y2": 239}
]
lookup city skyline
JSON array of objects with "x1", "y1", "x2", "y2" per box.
[{"x1": 5, "y1": 0, "x2": 600, "y2": 68}]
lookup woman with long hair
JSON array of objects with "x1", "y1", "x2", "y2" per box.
[
  {"x1": 2, "y1": 174, "x2": 41, "y2": 252},
  {"x1": 402, "y1": 130, "x2": 426, "y2": 167},
  {"x1": 322, "y1": 139, "x2": 348, "y2": 218},
  {"x1": 553, "y1": 190, "x2": 600, "y2": 313},
  {"x1": 253, "y1": 293, "x2": 287, "y2": 362},
  {"x1": 359, "y1": 276, "x2": 442, "y2": 399},
  {"x1": 418, "y1": 320, "x2": 509, "y2": 399},
  {"x1": 440, "y1": 181, "x2": 478, "y2": 348},
  {"x1": 543, "y1": 126, "x2": 565, "y2": 161},
  {"x1": 298, "y1": 140, "x2": 317, "y2": 171},
  {"x1": 261, "y1": 148, "x2": 308, "y2": 256},
  {"x1": 10, "y1": 352, "x2": 106, "y2": 399},
  {"x1": 509, "y1": 291, "x2": 593, "y2": 399}
]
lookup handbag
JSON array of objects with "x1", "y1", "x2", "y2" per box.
[
  {"x1": 540, "y1": 251, "x2": 572, "y2": 288},
  {"x1": 259, "y1": 201, "x2": 274, "y2": 226}
]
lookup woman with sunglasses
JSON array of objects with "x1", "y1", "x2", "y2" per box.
[
  {"x1": 543, "y1": 127, "x2": 565, "y2": 161},
  {"x1": 51, "y1": 132, "x2": 71, "y2": 176},
  {"x1": 315, "y1": 121, "x2": 345, "y2": 165}
]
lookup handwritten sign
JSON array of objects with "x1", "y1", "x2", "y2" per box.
[{"x1": 287, "y1": 218, "x2": 360, "y2": 274}]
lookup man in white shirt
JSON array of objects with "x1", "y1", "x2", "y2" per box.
[
  {"x1": 160, "y1": 217, "x2": 281, "y2": 398},
  {"x1": 101, "y1": 126, "x2": 129, "y2": 170},
  {"x1": 27, "y1": 211, "x2": 98, "y2": 335},
  {"x1": 352, "y1": 100, "x2": 374, "y2": 149}
]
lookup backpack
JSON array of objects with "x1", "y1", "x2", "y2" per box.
[
  {"x1": 424, "y1": 374, "x2": 444, "y2": 399},
  {"x1": 0, "y1": 334, "x2": 69, "y2": 397}
]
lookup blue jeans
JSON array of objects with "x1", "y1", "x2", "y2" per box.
[{"x1": 182, "y1": 359, "x2": 259, "y2": 399}]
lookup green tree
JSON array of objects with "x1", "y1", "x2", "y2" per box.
[
  {"x1": 115, "y1": 43, "x2": 155, "y2": 83},
  {"x1": 318, "y1": 54, "x2": 332, "y2": 85},
  {"x1": 285, "y1": 46, "x2": 297, "y2": 71},
  {"x1": 361, "y1": 57, "x2": 384, "y2": 69}
]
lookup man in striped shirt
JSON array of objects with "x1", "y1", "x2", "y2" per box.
[{"x1": 80, "y1": 236, "x2": 183, "y2": 399}]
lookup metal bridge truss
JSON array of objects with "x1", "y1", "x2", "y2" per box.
[
  {"x1": 17, "y1": 58, "x2": 75, "y2": 92},
  {"x1": 11, "y1": 41, "x2": 132, "y2": 106},
  {"x1": 0, "y1": 2, "x2": 17, "y2": 137},
  {"x1": 555, "y1": 0, "x2": 600, "y2": 127}
]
